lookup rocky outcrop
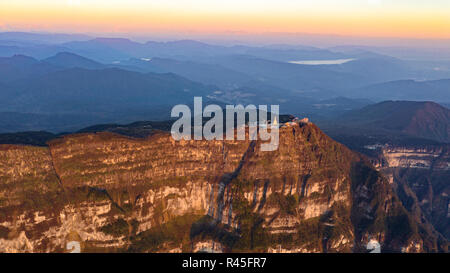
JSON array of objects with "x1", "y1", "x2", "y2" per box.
[
  {"x1": 0, "y1": 123, "x2": 435, "y2": 252},
  {"x1": 374, "y1": 144, "x2": 449, "y2": 251},
  {"x1": 380, "y1": 146, "x2": 449, "y2": 170}
]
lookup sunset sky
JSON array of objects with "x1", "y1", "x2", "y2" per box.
[{"x1": 0, "y1": 0, "x2": 449, "y2": 39}]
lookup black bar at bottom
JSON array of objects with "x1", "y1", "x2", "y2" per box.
[{"x1": 0, "y1": 253, "x2": 447, "y2": 272}]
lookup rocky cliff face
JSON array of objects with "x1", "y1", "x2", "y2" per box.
[
  {"x1": 373, "y1": 145, "x2": 449, "y2": 251},
  {"x1": 0, "y1": 123, "x2": 435, "y2": 252}
]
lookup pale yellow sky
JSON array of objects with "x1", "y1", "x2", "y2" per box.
[{"x1": 0, "y1": 0, "x2": 449, "y2": 38}]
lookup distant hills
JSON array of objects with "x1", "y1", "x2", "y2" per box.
[
  {"x1": 43, "y1": 52, "x2": 105, "y2": 70},
  {"x1": 120, "y1": 57, "x2": 253, "y2": 90},
  {"x1": 0, "y1": 53, "x2": 219, "y2": 132},
  {"x1": 192, "y1": 54, "x2": 368, "y2": 92},
  {"x1": 0, "y1": 52, "x2": 378, "y2": 132},
  {"x1": 0, "y1": 35, "x2": 355, "y2": 63},
  {"x1": 0, "y1": 32, "x2": 450, "y2": 133},
  {"x1": 2, "y1": 100, "x2": 448, "y2": 148},
  {"x1": 0, "y1": 51, "x2": 448, "y2": 134},
  {"x1": 0, "y1": 32, "x2": 91, "y2": 44},
  {"x1": 5, "y1": 67, "x2": 214, "y2": 113},
  {"x1": 328, "y1": 57, "x2": 413, "y2": 84},
  {"x1": 0, "y1": 54, "x2": 59, "y2": 83},
  {"x1": 60, "y1": 38, "x2": 353, "y2": 63},
  {"x1": 0, "y1": 33, "x2": 449, "y2": 93},
  {"x1": 337, "y1": 101, "x2": 450, "y2": 143},
  {"x1": 350, "y1": 79, "x2": 450, "y2": 102}
]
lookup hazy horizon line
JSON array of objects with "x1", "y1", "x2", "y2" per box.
[{"x1": 2, "y1": 29, "x2": 450, "y2": 49}]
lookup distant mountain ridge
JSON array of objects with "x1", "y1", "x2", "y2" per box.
[
  {"x1": 0, "y1": 52, "x2": 378, "y2": 133},
  {"x1": 0, "y1": 54, "x2": 218, "y2": 130},
  {"x1": 8, "y1": 67, "x2": 215, "y2": 113},
  {"x1": 0, "y1": 54, "x2": 60, "y2": 83},
  {"x1": 0, "y1": 32, "x2": 91, "y2": 44},
  {"x1": 120, "y1": 57, "x2": 253, "y2": 89},
  {"x1": 350, "y1": 79, "x2": 450, "y2": 102},
  {"x1": 62, "y1": 38, "x2": 352, "y2": 63},
  {"x1": 0, "y1": 36, "x2": 449, "y2": 133},
  {"x1": 339, "y1": 101, "x2": 450, "y2": 143},
  {"x1": 43, "y1": 52, "x2": 105, "y2": 69}
]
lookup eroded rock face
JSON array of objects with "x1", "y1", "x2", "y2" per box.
[
  {"x1": 374, "y1": 145, "x2": 449, "y2": 251},
  {"x1": 0, "y1": 124, "x2": 432, "y2": 252},
  {"x1": 381, "y1": 146, "x2": 449, "y2": 170}
]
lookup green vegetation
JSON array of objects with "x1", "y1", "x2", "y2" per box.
[
  {"x1": 149, "y1": 176, "x2": 190, "y2": 189},
  {"x1": 190, "y1": 215, "x2": 240, "y2": 250},
  {"x1": 8, "y1": 173, "x2": 66, "y2": 213},
  {"x1": 308, "y1": 192, "x2": 322, "y2": 199},
  {"x1": 100, "y1": 218, "x2": 129, "y2": 237},
  {"x1": 100, "y1": 218, "x2": 139, "y2": 238},
  {"x1": 128, "y1": 214, "x2": 204, "y2": 252},
  {"x1": 231, "y1": 196, "x2": 270, "y2": 252},
  {"x1": 0, "y1": 225, "x2": 10, "y2": 239},
  {"x1": 267, "y1": 193, "x2": 298, "y2": 215},
  {"x1": 296, "y1": 217, "x2": 322, "y2": 248},
  {"x1": 350, "y1": 162, "x2": 419, "y2": 251}
]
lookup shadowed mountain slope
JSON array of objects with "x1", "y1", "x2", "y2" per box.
[{"x1": 338, "y1": 101, "x2": 450, "y2": 143}]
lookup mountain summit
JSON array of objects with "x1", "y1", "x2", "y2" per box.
[
  {"x1": 43, "y1": 52, "x2": 104, "y2": 70},
  {"x1": 340, "y1": 101, "x2": 450, "y2": 143}
]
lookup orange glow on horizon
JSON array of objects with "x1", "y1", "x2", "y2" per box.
[{"x1": 0, "y1": 1, "x2": 449, "y2": 39}]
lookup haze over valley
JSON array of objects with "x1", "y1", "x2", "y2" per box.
[{"x1": 0, "y1": 33, "x2": 449, "y2": 134}]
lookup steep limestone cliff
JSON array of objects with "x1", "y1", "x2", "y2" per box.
[
  {"x1": 373, "y1": 144, "x2": 449, "y2": 251},
  {"x1": 0, "y1": 123, "x2": 433, "y2": 252}
]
